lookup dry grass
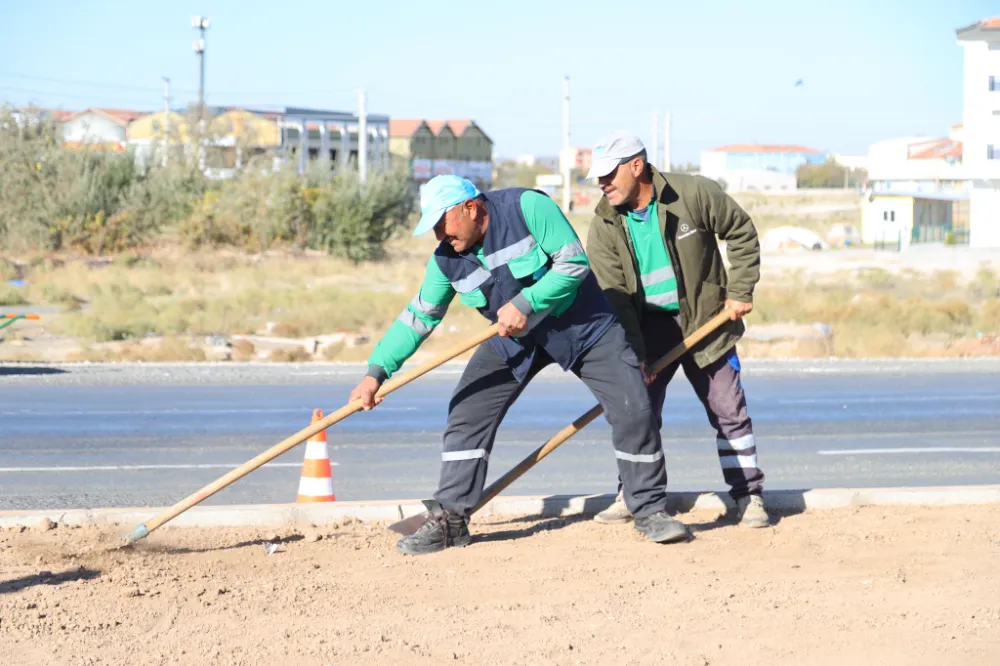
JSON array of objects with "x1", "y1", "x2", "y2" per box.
[
  {"x1": 67, "y1": 337, "x2": 208, "y2": 362},
  {"x1": 5, "y1": 189, "x2": 999, "y2": 361},
  {"x1": 23, "y1": 241, "x2": 441, "y2": 343},
  {"x1": 8, "y1": 235, "x2": 488, "y2": 361},
  {"x1": 750, "y1": 266, "x2": 1000, "y2": 357}
]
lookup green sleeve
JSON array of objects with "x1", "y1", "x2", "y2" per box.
[
  {"x1": 694, "y1": 176, "x2": 761, "y2": 303},
  {"x1": 366, "y1": 257, "x2": 455, "y2": 380},
  {"x1": 511, "y1": 190, "x2": 589, "y2": 315}
]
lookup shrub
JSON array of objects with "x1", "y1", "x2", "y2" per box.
[
  {"x1": 0, "y1": 284, "x2": 28, "y2": 306},
  {"x1": 971, "y1": 266, "x2": 998, "y2": 298},
  {"x1": 1, "y1": 106, "x2": 413, "y2": 258},
  {"x1": 310, "y1": 168, "x2": 414, "y2": 261},
  {"x1": 0, "y1": 107, "x2": 204, "y2": 253}
]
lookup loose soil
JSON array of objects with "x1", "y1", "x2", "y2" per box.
[{"x1": 1, "y1": 505, "x2": 998, "y2": 665}]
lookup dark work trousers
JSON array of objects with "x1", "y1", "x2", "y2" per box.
[
  {"x1": 434, "y1": 323, "x2": 669, "y2": 519},
  {"x1": 642, "y1": 309, "x2": 764, "y2": 500}
]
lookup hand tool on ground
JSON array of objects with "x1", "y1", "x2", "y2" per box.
[
  {"x1": 0, "y1": 313, "x2": 40, "y2": 335},
  {"x1": 388, "y1": 309, "x2": 733, "y2": 535},
  {"x1": 123, "y1": 324, "x2": 500, "y2": 545}
]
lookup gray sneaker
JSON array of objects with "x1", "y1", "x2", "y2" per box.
[
  {"x1": 594, "y1": 491, "x2": 632, "y2": 524},
  {"x1": 633, "y1": 511, "x2": 691, "y2": 543},
  {"x1": 396, "y1": 502, "x2": 471, "y2": 555},
  {"x1": 735, "y1": 494, "x2": 770, "y2": 528}
]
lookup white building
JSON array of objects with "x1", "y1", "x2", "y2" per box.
[
  {"x1": 699, "y1": 144, "x2": 826, "y2": 193},
  {"x1": 860, "y1": 16, "x2": 1000, "y2": 250},
  {"x1": 957, "y1": 17, "x2": 1000, "y2": 248},
  {"x1": 269, "y1": 106, "x2": 390, "y2": 176},
  {"x1": 60, "y1": 108, "x2": 145, "y2": 150},
  {"x1": 861, "y1": 130, "x2": 967, "y2": 249}
]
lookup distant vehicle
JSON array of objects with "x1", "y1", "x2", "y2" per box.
[{"x1": 760, "y1": 226, "x2": 829, "y2": 252}]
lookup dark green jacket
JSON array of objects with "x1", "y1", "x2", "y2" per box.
[{"x1": 586, "y1": 167, "x2": 760, "y2": 368}]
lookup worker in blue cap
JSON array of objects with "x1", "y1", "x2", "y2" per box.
[{"x1": 349, "y1": 175, "x2": 692, "y2": 555}]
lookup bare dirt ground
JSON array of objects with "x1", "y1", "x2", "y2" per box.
[{"x1": 1, "y1": 505, "x2": 998, "y2": 666}]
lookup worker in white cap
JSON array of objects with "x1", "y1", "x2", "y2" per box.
[
  {"x1": 349, "y1": 174, "x2": 692, "y2": 554},
  {"x1": 584, "y1": 132, "x2": 769, "y2": 528}
]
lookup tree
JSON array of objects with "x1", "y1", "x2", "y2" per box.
[{"x1": 797, "y1": 159, "x2": 867, "y2": 189}]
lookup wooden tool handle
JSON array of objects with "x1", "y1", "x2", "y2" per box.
[
  {"x1": 472, "y1": 310, "x2": 732, "y2": 512},
  {"x1": 126, "y1": 324, "x2": 500, "y2": 543}
]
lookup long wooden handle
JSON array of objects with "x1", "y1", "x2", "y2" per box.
[
  {"x1": 125, "y1": 324, "x2": 500, "y2": 543},
  {"x1": 472, "y1": 310, "x2": 732, "y2": 513}
]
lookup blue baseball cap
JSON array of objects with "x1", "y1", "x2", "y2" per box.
[{"x1": 413, "y1": 175, "x2": 481, "y2": 237}]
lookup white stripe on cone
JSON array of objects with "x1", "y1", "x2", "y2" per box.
[
  {"x1": 304, "y1": 440, "x2": 330, "y2": 459},
  {"x1": 297, "y1": 475, "x2": 335, "y2": 497}
]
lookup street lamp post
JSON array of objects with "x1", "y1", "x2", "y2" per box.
[
  {"x1": 191, "y1": 16, "x2": 209, "y2": 119},
  {"x1": 191, "y1": 16, "x2": 210, "y2": 170}
]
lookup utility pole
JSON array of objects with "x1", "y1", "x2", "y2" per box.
[
  {"x1": 191, "y1": 16, "x2": 209, "y2": 119},
  {"x1": 161, "y1": 76, "x2": 171, "y2": 167},
  {"x1": 663, "y1": 111, "x2": 672, "y2": 172},
  {"x1": 562, "y1": 75, "x2": 571, "y2": 213},
  {"x1": 192, "y1": 16, "x2": 209, "y2": 171},
  {"x1": 651, "y1": 110, "x2": 660, "y2": 170},
  {"x1": 358, "y1": 88, "x2": 368, "y2": 184}
]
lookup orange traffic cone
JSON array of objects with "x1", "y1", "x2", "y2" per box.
[{"x1": 296, "y1": 409, "x2": 337, "y2": 503}]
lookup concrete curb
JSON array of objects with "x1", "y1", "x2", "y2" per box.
[{"x1": 2, "y1": 485, "x2": 999, "y2": 530}]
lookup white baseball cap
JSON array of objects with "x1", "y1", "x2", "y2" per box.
[{"x1": 586, "y1": 132, "x2": 646, "y2": 180}]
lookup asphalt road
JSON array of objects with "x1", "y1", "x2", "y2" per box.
[{"x1": 1, "y1": 360, "x2": 999, "y2": 511}]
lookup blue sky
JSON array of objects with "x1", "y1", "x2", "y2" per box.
[{"x1": 0, "y1": 1, "x2": 995, "y2": 163}]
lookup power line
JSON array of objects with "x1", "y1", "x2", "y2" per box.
[
  {"x1": 0, "y1": 70, "x2": 363, "y2": 97},
  {"x1": 0, "y1": 71, "x2": 184, "y2": 94},
  {"x1": 0, "y1": 85, "x2": 157, "y2": 107}
]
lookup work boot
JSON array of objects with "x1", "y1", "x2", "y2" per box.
[
  {"x1": 633, "y1": 511, "x2": 691, "y2": 544},
  {"x1": 735, "y1": 494, "x2": 771, "y2": 528},
  {"x1": 593, "y1": 491, "x2": 632, "y2": 524},
  {"x1": 396, "y1": 502, "x2": 471, "y2": 555}
]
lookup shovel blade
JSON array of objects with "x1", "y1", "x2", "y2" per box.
[
  {"x1": 386, "y1": 499, "x2": 442, "y2": 536},
  {"x1": 387, "y1": 512, "x2": 428, "y2": 536}
]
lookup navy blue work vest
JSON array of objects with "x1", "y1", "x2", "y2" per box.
[{"x1": 433, "y1": 188, "x2": 616, "y2": 381}]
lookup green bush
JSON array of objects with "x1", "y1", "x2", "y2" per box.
[
  {"x1": 266, "y1": 172, "x2": 314, "y2": 247},
  {"x1": 971, "y1": 266, "x2": 998, "y2": 298},
  {"x1": 0, "y1": 107, "x2": 204, "y2": 253},
  {"x1": 181, "y1": 186, "x2": 259, "y2": 248},
  {"x1": 311, "y1": 168, "x2": 414, "y2": 261},
  {"x1": 976, "y1": 299, "x2": 1000, "y2": 333},
  {"x1": 1, "y1": 107, "x2": 413, "y2": 259},
  {"x1": 0, "y1": 284, "x2": 28, "y2": 306}
]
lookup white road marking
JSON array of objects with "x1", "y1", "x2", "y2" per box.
[
  {"x1": 780, "y1": 394, "x2": 999, "y2": 405},
  {"x1": 0, "y1": 406, "x2": 417, "y2": 416},
  {"x1": 817, "y1": 447, "x2": 1000, "y2": 456},
  {"x1": 0, "y1": 463, "x2": 312, "y2": 473}
]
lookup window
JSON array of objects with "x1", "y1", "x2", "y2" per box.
[
  {"x1": 991, "y1": 76, "x2": 999, "y2": 92},
  {"x1": 152, "y1": 120, "x2": 161, "y2": 132},
  {"x1": 890, "y1": 211, "x2": 895, "y2": 222},
  {"x1": 883, "y1": 211, "x2": 888, "y2": 221},
  {"x1": 989, "y1": 145, "x2": 1000, "y2": 160}
]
